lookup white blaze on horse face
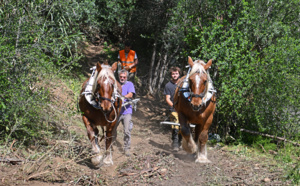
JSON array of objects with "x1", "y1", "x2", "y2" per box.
[
  {"x1": 104, "y1": 78, "x2": 109, "y2": 85},
  {"x1": 195, "y1": 74, "x2": 201, "y2": 89}
]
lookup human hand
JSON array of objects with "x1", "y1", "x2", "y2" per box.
[{"x1": 125, "y1": 66, "x2": 130, "y2": 71}]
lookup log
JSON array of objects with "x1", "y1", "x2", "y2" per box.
[
  {"x1": 240, "y1": 128, "x2": 300, "y2": 147},
  {"x1": 0, "y1": 157, "x2": 23, "y2": 165}
]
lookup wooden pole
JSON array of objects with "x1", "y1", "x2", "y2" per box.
[{"x1": 240, "y1": 128, "x2": 300, "y2": 147}]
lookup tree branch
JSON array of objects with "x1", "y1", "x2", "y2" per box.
[{"x1": 240, "y1": 128, "x2": 300, "y2": 147}]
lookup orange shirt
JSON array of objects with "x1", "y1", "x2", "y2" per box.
[{"x1": 119, "y1": 50, "x2": 136, "y2": 73}]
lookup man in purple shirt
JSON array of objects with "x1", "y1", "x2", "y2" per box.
[{"x1": 114, "y1": 69, "x2": 136, "y2": 156}]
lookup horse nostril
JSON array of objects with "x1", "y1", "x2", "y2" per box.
[
  {"x1": 102, "y1": 105, "x2": 113, "y2": 113},
  {"x1": 192, "y1": 104, "x2": 201, "y2": 111}
]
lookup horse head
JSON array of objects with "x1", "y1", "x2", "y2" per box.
[
  {"x1": 94, "y1": 62, "x2": 118, "y2": 113},
  {"x1": 187, "y1": 56, "x2": 213, "y2": 111}
]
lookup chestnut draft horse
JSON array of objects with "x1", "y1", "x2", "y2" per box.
[
  {"x1": 79, "y1": 62, "x2": 122, "y2": 166},
  {"x1": 174, "y1": 57, "x2": 216, "y2": 163}
]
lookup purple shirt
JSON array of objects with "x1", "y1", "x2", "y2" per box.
[{"x1": 121, "y1": 81, "x2": 136, "y2": 115}]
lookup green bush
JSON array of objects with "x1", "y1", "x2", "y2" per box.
[
  {"x1": 0, "y1": 0, "x2": 96, "y2": 144},
  {"x1": 176, "y1": 0, "x2": 300, "y2": 141}
]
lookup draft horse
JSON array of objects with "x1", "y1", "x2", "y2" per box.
[
  {"x1": 174, "y1": 56, "x2": 216, "y2": 163},
  {"x1": 79, "y1": 62, "x2": 122, "y2": 166}
]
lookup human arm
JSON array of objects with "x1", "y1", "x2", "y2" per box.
[
  {"x1": 125, "y1": 59, "x2": 138, "y2": 71},
  {"x1": 165, "y1": 95, "x2": 173, "y2": 107},
  {"x1": 131, "y1": 58, "x2": 138, "y2": 68},
  {"x1": 123, "y1": 82, "x2": 135, "y2": 99},
  {"x1": 124, "y1": 92, "x2": 134, "y2": 99}
]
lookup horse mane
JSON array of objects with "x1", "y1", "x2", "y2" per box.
[
  {"x1": 189, "y1": 60, "x2": 206, "y2": 77},
  {"x1": 93, "y1": 64, "x2": 117, "y2": 91},
  {"x1": 189, "y1": 60, "x2": 212, "y2": 81}
]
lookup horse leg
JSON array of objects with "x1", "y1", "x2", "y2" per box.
[
  {"x1": 102, "y1": 124, "x2": 115, "y2": 166},
  {"x1": 82, "y1": 116, "x2": 103, "y2": 166},
  {"x1": 195, "y1": 129, "x2": 211, "y2": 163},
  {"x1": 179, "y1": 113, "x2": 197, "y2": 154},
  {"x1": 195, "y1": 115, "x2": 213, "y2": 163}
]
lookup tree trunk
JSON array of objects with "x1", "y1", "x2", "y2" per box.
[
  {"x1": 156, "y1": 45, "x2": 180, "y2": 91},
  {"x1": 151, "y1": 45, "x2": 164, "y2": 91},
  {"x1": 156, "y1": 52, "x2": 168, "y2": 92},
  {"x1": 147, "y1": 39, "x2": 157, "y2": 95}
]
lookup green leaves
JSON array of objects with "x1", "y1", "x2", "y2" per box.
[
  {"x1": 96, "y1": 0, "x2": 136, "y2": 35},
  {"x1": 0, "y1": 0, "x2": 87, "y2": 144},
  {"x1": 176, "y1": 0, "x2": 299, "y2": 141}
]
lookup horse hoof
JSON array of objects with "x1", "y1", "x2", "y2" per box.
[
  {"x1": 91, "y1": 154, "x2": 103, "y2": 166},
  {"x1": 195, "y1": 157, "x2": 211, "y2": 163},
  {"x1": 182, "y1": 138, "x2": 197, "y2": 154},
  {"x1": 102, "y1": 156, "x2": 113, "y2": 166}
]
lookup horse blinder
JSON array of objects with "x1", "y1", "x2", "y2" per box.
[{"x1": 181, "y1": 86, "x2": 206, "y2": 102}]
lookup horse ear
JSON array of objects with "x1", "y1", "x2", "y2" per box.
[
  {"x1": 188, "y1": 56, "x2": 194, "y2": 67},
  {"x1": 96, "y1": 62, "x2": 102, "y2": 72},
  {"x1": 111, "y1": 62, "x2": 118, "y2": 72},
  {"x1": 204, "y1": 59, "x2": 213, "y2": 70}
]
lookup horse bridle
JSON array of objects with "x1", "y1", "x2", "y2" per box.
[
  {"x1": 180, "y1": 72, "x2": 208, "y2": 107},
  {"x1": 95, "y1": 93, "x2": 115, "y2": 103},
  {"x1": 94, "y1": 83, "x2": 122, "y2": 123},
  {"x1": 189, "y1": 86, "x2": 207, "y2": 99}
]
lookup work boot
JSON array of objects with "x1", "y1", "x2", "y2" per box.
[
  {"x1": 172, "y1": 141, "x2": 179, "y2": 151},
  {"x1": 172, "y1": 129, "x2": 180, "y2": 151}
]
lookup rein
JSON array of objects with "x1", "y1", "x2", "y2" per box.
[
  {"x1": 94, "y1": 82, "x2": 122, "y2": 123},
  {"x1": 103, "y1": 101, "x2": 118, "y2": 123}
]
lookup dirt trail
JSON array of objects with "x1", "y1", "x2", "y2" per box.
[
  {"x1": 74, "y1": 43, "x2": 286, "y2": 185},
  {"x1": 0, "y1": 43, "x2": 288, "y2": 185},
  {"x1": 101, "y1": 97, "x2": 285, "y2": 185}
]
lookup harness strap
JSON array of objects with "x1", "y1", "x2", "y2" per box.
[
  {"x1": 99, "y1": 96, "x2": 113, "y2": 102},
  {"x1": 190, "y1": 89, "x2": 206, "y2": 98}
]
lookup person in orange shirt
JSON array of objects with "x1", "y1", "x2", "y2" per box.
[{"x1": 118, "y1": 41, "x2": 138, "y2": 82}]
